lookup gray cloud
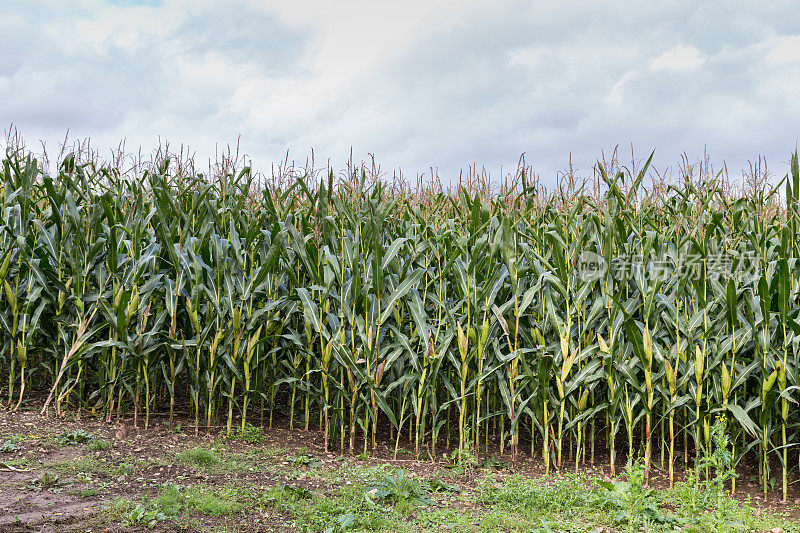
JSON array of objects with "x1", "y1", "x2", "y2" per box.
[{"x1": 2, "y1": 0, "x2": 800, "y2": 186}]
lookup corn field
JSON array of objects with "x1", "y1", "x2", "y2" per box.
[{"x1": 1, "y1": 142, "x2": 799, "y2": 501}]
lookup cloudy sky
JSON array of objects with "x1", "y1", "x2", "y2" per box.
[{"x1": 3, "y1": 0, "x2": 800, "y2": 186}]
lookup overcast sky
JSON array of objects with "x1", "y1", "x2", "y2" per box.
[{"x1": 3, "y1": 0, "x2": 800, "y2": 186}]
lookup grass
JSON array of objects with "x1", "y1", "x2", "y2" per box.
[
  {"x1": 87, "y1": 438, "x2": 111, "y2": 451},
  {"x1": 222, "y1": 422, "x2": 266, "y2": 444},
  {"x1": 45, "y1": 452, "x2": 146, "y2": 480},
  {"x1": 476, "y1": 472, "x2": 593, "y2": 512},
  {"x1": 263, "y1": 464, "x2": 608, "y2": 532},
  {"x1": 3, "y1": 456, "x2": 30, "y2": 467},
  {"x1": 174, "y1": 445, "x2": 279, "y2": 478},
  {"x1": 474, "y1": 472, "x2": 611, "y2": 531},
  {"x1": 176, "y1": 447, "x2": 220, "y2": 469},
  {"x1": 151, "y1": 483, "x2": 187, "y2": 516},
  {"x1": 151, "y1": 483, "x2": 240, "y2": 517},
  {"x1": 103, "y1": 496, "x2": 138, "y2": 520},
  {"x1": 47, "y1": 455, "x2": 100, "y2": 475},
  {"x1": 187, "y1": 485, "x2": 243, "y2": 517},
  {"x1": 1, "y1": 433, "x2": 32, "y2": 443},
  {"x1": 114, "y1": 459, "x2": 138, "y2": 477},
  {"x1": 103, "y1": 481, "x2": 266, "y2": 530},
  {"x1": 265, "y1": 483, "x2": 402, "y2": 532}
]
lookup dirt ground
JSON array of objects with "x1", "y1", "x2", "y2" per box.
[{"x1": 1, "y1": 404, "x2": 799, "y2": 532}]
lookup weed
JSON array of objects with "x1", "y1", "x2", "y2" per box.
[
  {"x1": 57, "y1": 429, "x2": 94, "y2": 445},
  {"x1": 596, "y1": 458, "x2": 667, "y2": 530},
  {"x1": 264, "y1": 483, "x2": 314, "y2": 505},
  {"x1": 443, "y1": 447, "x2": 478, "y2": 475},
  {"x1": 76, "y1": 471, "x2": 95, "y2": 483},
  {"x1": 121, "y1": 503, "x2": 168, "y2": 529},
  {"x1": 670, "y1": 419, "x2": 764, "y2": 532},
  {"x1": 0, "y1": 440, "x2": 20, "y2": 452},
  {"x1": 115, "y1": 460, "x2": 137, "y2": 476},
  {"x1": 425, "y1": 476, "x2": 460, "y2": 494},
  {"x1": 366, "y1": 469, "x2": 433, "y2": 508},
  {"x1": 289, "y1": 453, "x2": 322, "y2": 468},
  {"x1": 699, "y1": 418, "x2": 737, "y2": 508},
  {"x1": 481, "y1": 455, "x2": 510, "y2": 470},
  {"x1": 27, "y1": 472, "x2": 71, "y2": 492}
]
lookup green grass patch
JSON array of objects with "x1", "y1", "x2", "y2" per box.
[
  {"x1": 222, "y1": 422, "x2": 265, "y2": 444},
  {"x1": 477, "y1": 472, "x2": 593, "y2": 513},
  {"x1": 186, "y1": 485, "x2": 241, "y2": 516},
  {"x1": 176, "y1": 447, "x2": 220, "y2": 469},
  {"x1": 87, "y1": 438, "x2": 111, "y2": 451},
  {"x1": 265, "y1": 483, "x2": 402, "y2": 532},
  {"x1": 475, "y1": 472, "x2": 613, "y2": 531},
  {"x1": 3, "y1": 456, "x2": 29, "y2": 467},
  {"x1": 47, "y1": 455, "x2": 100, "y2": 475},
  {"x1": 103, "y1": 482, "x2": 256, "y2": 529}
]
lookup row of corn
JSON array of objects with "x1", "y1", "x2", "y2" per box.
[{"x1": 0, "y1": 146, "x2": 799, "y2": 500}]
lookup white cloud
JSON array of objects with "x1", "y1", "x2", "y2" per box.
[
  {"x1": 2, "y1": 0, "x2": 800, "y2": 185},
  {"x1": 768, "y1": 35, "x2": 800, "y2": 64},
  {"x1": 507, "y1": 47, "x2": 547, "y2": 68},
  {"x1": 649, "y1": 45, "x2": 705, "y2": 71}
]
